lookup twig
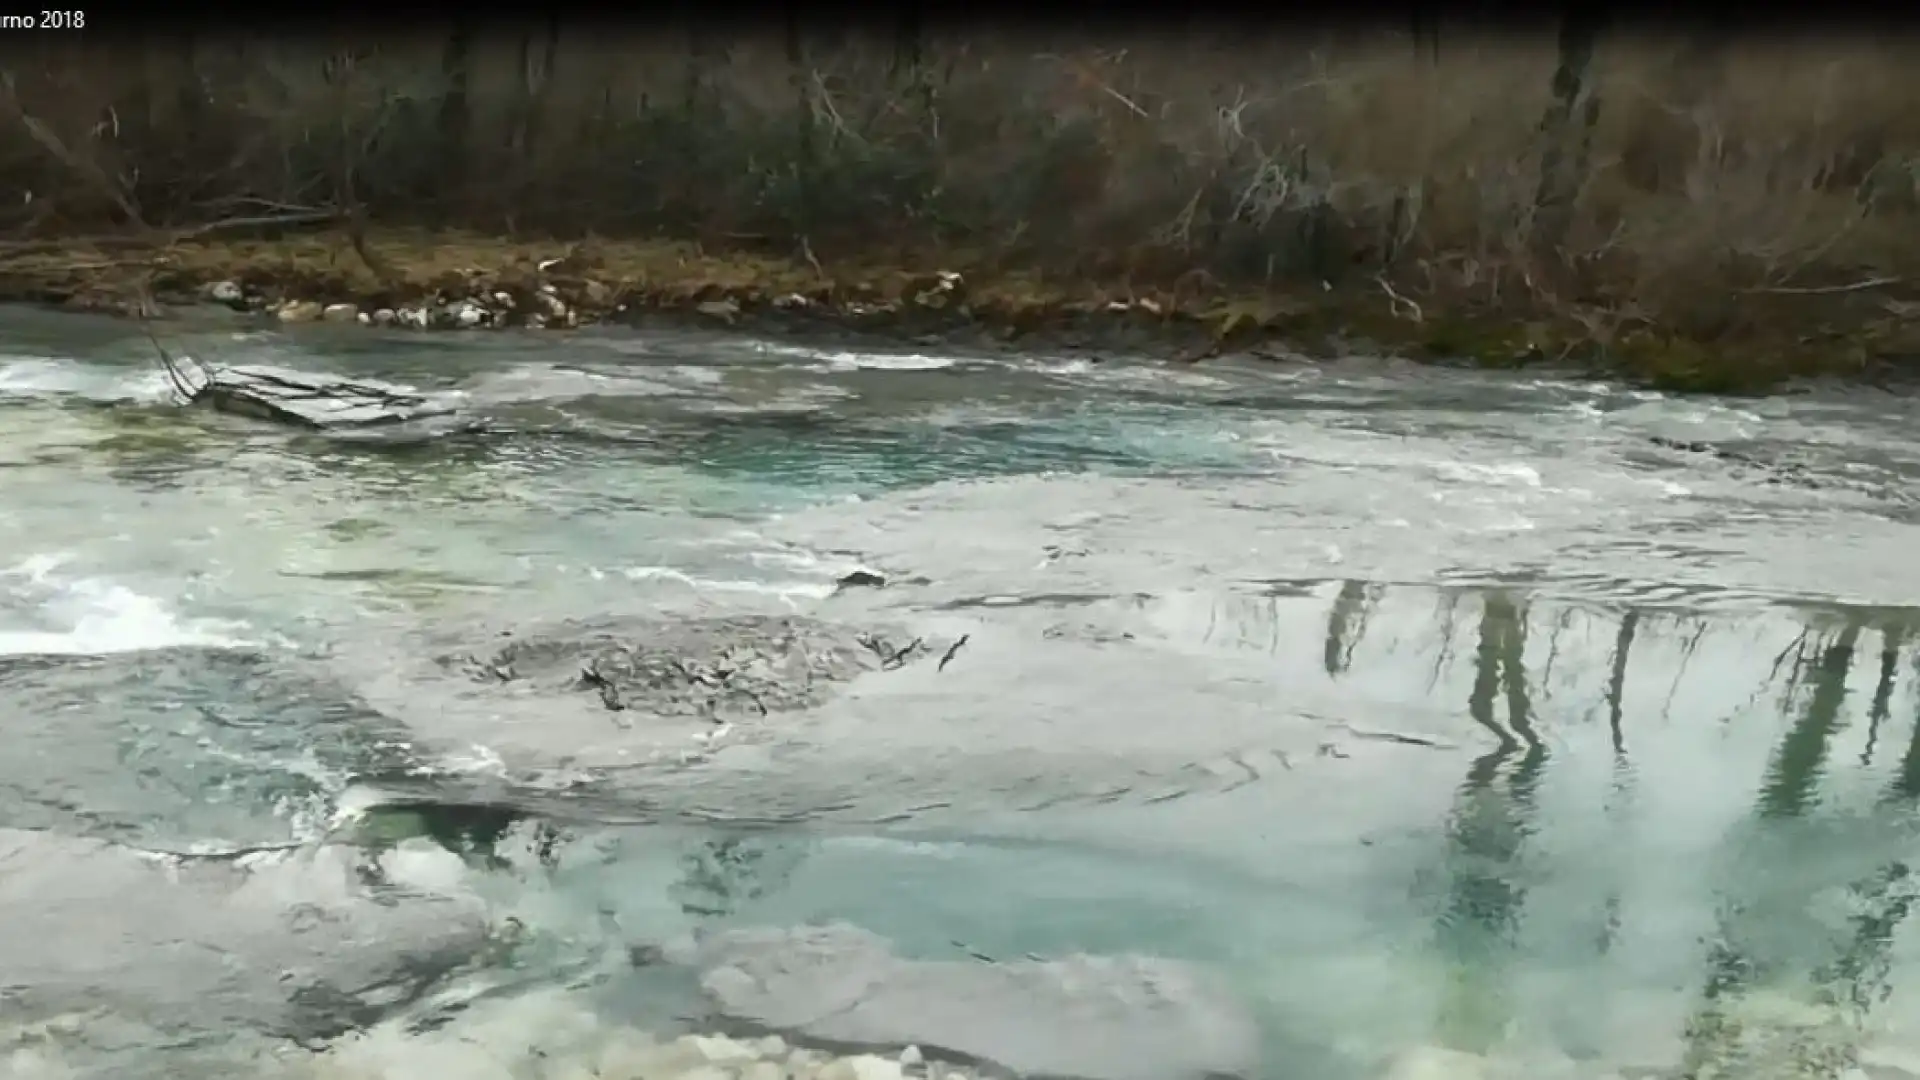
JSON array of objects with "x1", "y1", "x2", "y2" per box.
[
  {"x1": 799, "y1": 236, "x2": 825, "y2": 281},
  {"x1": 937, "y1": 634, "x2": 970, "y2": 672},
  {"x1": 882, "y1": 638, "x2": 924, "y2": 671},
  {"x1": 0, "y1": 72, "x2": 147, "y2": 231},
  {"x1": 174, "y1": 210, "x2": 340, "y2": 240},
  {"x1": 1332, "y1": 722, "x2": 1455, "y2": 750},
  {"x1": 1742, "y1": 276, "x2": 1901, "y2": 296},
  {"x1": 0, "y1": 211, "x2": 342, "y2": 259},
  {"x1": 1038, "y1": 53, "x2": 1148, "y2": 118},
  {"x1": 809, "y1": 70, "x2": 864, "y2": 145},
  {"x1": 134, "y1": 295, "x2": 204, "y2": 404},
  {"x1": 1375, "y1": 274, "x2": 1424, "y2": 322}
]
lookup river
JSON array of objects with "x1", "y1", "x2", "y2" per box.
[{"x1": 4, "y1": 306, "x2": 1920, "y2": 1080}]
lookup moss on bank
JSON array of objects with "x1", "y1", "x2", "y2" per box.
[{"x1": 1, "y1": 227, "x2": 1915, "y2": 394}]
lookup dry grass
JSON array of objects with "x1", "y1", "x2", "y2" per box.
[{"x1": 1, "y1": 27, "x2": 1917, "y2": 385}]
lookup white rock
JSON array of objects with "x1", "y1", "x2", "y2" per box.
[
  {"x1": 434, "y1": 300, "x2": 484, "y2": 329},
  {"x1": 207, "y1": 280, "x2": 243, "y2": 303},
  {"x1": 538, "y1": 282, "x2": 559, "y2": 296},
  {"x1": 397, "y1": 307, "x2": 430, "y2": 330},
  {"x1": 742, "y1": 1063, "x2": 785, "y2": 1080},
  {"x1": 492, "y1": 290, "x2": 513, "y2": 307},
  {"x1": 754, "y1": 1035, "x2": 789, "y2": 1058},
  {"x1": 355, "y1": 311, "x2": 371, "y2": 325},
  {"x1": 371, "y1": 307, "x2": 397, "y2": 326},
  {"x1": 525, "y1": 313, "x2": 547, "y2": 330},
  {"x1": 276, "y1": 300, "x2": 324, "y2": 324},
  {"x1": 690, "y1": 1034, "x2": 759, "y2": 1063},
  {"x1": 899, "y1": 1045, "x2": 923, "y2": 1068},
  {"x1": 321, "y1": 302, "x2": 359, "y2": 323},
  {"x1": 537, "y1": 291, "x2": 568, "y2": 319}
]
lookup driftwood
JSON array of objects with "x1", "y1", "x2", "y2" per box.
[{"x1": 141, "y1": 322, "x2": 475, "y2": 434}]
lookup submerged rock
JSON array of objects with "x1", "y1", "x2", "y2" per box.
[
  {"x1": 659, "y1": 922, "x2": 1262, "y2": 1080},
  {"x1": 0, "y1": 828, "x2": 492, "y2": 1040},
  {"x1": 444, "y1": 615, "x2": 933, "y2": 723},
  {"x1": 309, "y1": 983, "x2": 989, "y2": 1080}
]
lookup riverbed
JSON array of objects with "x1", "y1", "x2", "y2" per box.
[{"x1": 5, "y1": 307, "x2": 1920, "y2": 1080}]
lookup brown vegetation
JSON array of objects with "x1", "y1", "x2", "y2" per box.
[{"x1": 2, "y1": 24, "x2": 1919, "y2": 390}]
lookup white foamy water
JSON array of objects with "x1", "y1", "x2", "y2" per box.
[
  {"x1": 742, "y1": 340, "x2": 966, "y2": 372},
  {"x1": 460, "y1": 362, "x2": 719, "y2": 404},
  {"x1": 0, "y1": 555, "x2": 253, "y2": 656},
  {"x1": 0, "y1": 358, "x2": 173, "y2": 404},
  {"x1": 619, "y1": 564, "x2": 838, "y2": 605}
]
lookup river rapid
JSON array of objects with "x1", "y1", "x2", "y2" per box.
[{"x1": 4, "y1": 306, "x2": 1920, "y2": 1080}]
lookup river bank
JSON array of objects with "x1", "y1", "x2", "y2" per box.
[{"x1": 4, "y1": 227, "x2": 1917, "y2": 395}]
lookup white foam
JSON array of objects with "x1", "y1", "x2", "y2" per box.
[
  {"x1": 620, "y1": 564, "x2": 837, "y2": 604},
  {"x1": 1433, "y1": 460, "x2": 1544, "y2": 488},
  {"x1": 822, "y1": 351, "x2": 956, "y2": 371},
  {"x1": 0, "y1": 358, "x2": 174, "y2": 404},
  {"x1": 0, "y1": 554, "x2": 253, "y2": 656},
  {"x1": 745, "y1": 341, "x2": 962, "y2": 372}
]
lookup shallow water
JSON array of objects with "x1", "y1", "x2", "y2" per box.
[{"x1": 6, "y1": 307, "x2": 1920, "y2": 1078}]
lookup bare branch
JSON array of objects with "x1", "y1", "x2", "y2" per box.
[{"x1": 1742, "y1": 276, "x2": 1901, "y2": 296}]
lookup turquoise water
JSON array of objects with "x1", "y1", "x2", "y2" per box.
[{"x1": 4, "y1": 309, "x2": 1920, "y2": 1078}]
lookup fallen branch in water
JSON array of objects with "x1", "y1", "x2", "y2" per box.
[
  {"x1": 882, "y1": 638, "x2": 924, "y2": 670},
  {"x1": 1330, "y1": 721, "x2": 1456, "y2": 750},
  {"x1": 937, "y1": 634, "x2": 970, "y2": 672},
  {"x1": 134, "y1": 291, "x2": 204, "y2": 404}
]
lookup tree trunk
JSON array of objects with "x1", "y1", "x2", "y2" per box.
[
  {"x1": 785, "y1": 7, "x2": 815, "y2": 231},
  {"x1": 892, "y1": 8, "x2": 934, "y2": 117},
  {"x1": 1410, "y1": 12, "x2": 1439, "y2": 64},
  {"x1": 436, "y1": 20, "x2": 475, "y2": 221},
  {"x1": 1529, "y1": 10, "x2": 1606, "y2": 265},
  {"x1": 1620, "y1": 23, "x2": 1732, "y2": 194}
]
